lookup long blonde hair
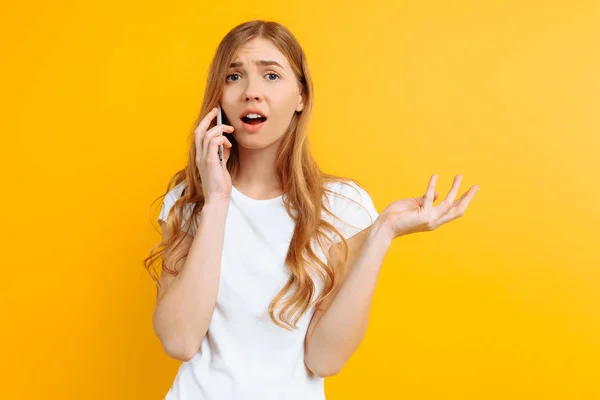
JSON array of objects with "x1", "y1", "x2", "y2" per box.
[{"x1": 144, "y1": 20, "x2": 374, "y2": 331}]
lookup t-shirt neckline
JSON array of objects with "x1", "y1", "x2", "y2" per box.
[{"x1": 231, "y1": 185, "x2": 284, "y2": 205}]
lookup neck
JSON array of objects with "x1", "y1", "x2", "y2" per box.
[{"x1": 232, "y1": 143, "x2": 283, "y2": 198}]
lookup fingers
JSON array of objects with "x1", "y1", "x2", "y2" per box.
[
  {"x1": 195, "y1": 107, "x2": 219, "y2": 158},
  {"x1": 203, "y1": 127, "x2": 234, "y2": 164},
  {"x1": 203, "y1": 125, "x2": 234, "y2": 159},
  {"x1": 421, "y1": 174, "x2": 479, "y2": 230},
  {"x1": 416, "y1": 190, "x2": 438, "y2": 206},
  {"x1": 437, "y1": 174, "x2": 462, "y2": 213},
  {"x1": 210, "y1": 136, "x2": 233, "y2": 168},
  {"x1": 222, "y1": 136, "x2": 233, "y2": 163},
  {"x1": 452, "y1": 187, "x2": 471, "y2": 208},
  {"x1": 198, "y1": 107, "x2": 219, "y2": 134},
  {"x1": 221, "y1": 135, "x2": 233, "y2": 148},
  {"x1": 455, "y1": 185, "x2": 478, "y2": 214},
  {"x1": 436, "y1": 185, "x2": 479, "y2": 227},
  {"x1": 423, "y1": 174, "x2": 437, "y2": 209}
]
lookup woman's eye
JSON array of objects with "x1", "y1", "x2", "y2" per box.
[{"x1": 226, "y1": 73, "x2": 280, "y2": 82}]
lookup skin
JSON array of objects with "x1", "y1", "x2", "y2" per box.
[{"x1": 220, "y1": 37, "x2": 305, "y2": 199}]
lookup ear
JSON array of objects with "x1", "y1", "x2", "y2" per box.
[{"x1": 296, "y1": 90, "x2": 305, "y2": 112}]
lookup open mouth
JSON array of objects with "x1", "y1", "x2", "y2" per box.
[{"x1": 241, "y1": 116, "x2": 267, "y2": 125}]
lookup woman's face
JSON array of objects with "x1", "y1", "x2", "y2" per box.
[{"x1": 220, "y1": 38, "x2": 304, "y2": 149}]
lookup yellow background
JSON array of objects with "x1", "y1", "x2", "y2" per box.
[{"x1": 2, "y1": 0, "x2": 599, "y2": 398}]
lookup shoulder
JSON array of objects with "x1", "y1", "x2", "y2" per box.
[
  {"x1": 324, "y1": 179, "x2": 376, "y2": 210},
  {"x1": 159, "y1": 182, "x2": 187, "y2": 217},
  {"x1": 323, "y1": 179, "x2": 379, "y2": 241},
  {"x1": 164, "y1": 181, "x2": 188, "y2": 206},
  {"x1": 158, "y1": 181, "x2": 196, "y2": 234}
]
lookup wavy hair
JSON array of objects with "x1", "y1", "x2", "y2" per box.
[{"x1": 144, "y1": 20, "x2": 375, "y2": 331}]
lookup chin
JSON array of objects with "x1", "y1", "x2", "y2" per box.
[{"x1": 235, "y1": 133, "x2": 284, "y2": 150}]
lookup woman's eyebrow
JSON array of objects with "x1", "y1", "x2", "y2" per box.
[{"x1": 229, "y1": 60, "x2": 284, "y2": 69}]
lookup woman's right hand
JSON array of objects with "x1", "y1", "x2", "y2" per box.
[{"x1": 194, "y1": 106, "x2": 235, "y2": 204}]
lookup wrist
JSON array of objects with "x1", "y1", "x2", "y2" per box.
[
  {"x1": 367, "y1": 215, "x2": 394, "y2": 249},
  {"x1": 202, "y1": 200, "x2": 230, "y2": 214}
]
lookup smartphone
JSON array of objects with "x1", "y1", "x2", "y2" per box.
[
  {"x1": 216, "y1": 103, "x2": 234, "y2": 168},
  {"x1": 216, "y1": 104, "x2": 225, "y2": 168}
]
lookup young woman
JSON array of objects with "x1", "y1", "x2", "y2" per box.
[{"x1": 145, "y1": 20, "x2": 479, "y2": 400}]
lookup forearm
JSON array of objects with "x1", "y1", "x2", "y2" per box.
[
  {"x1": 153, "y1": 201, "x2": 229, "y2": 360},
  {"x1": 306, "y1": 221, "x2": 391, "y2": 374}
]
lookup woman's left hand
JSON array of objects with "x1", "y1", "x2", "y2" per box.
[{"x1": 376, "y1": 174, "x2": 479, "y2": 242}]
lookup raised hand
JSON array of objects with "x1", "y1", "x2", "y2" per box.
[
  {"x1": 379, "y1": 174, "x2": 479, "y2": 240},
  {"x1": 194, "y1": 107, "x2": 234, "y2": 205}
]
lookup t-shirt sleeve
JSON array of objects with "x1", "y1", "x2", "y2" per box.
[
  {"x1": 329, "y1": 181, "x2": 379, "y2": 245},
  {"x1": 158, "y1": 183, "x2": 197, "y2": 235}
]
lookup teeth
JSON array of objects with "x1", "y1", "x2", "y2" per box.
[{"x1": 244, "y1": 113, "x2": 263, "y2": 119}]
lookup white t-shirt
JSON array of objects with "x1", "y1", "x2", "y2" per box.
[{"x1": 157, "y1": 179, "x2": 379, "y2": 400}]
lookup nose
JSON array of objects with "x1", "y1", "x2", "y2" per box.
[{"x1": 241, "y1": 78, "x2": 263, "y2": 102}]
